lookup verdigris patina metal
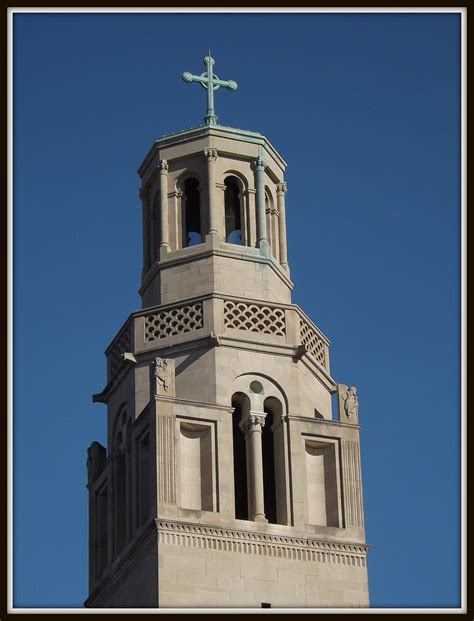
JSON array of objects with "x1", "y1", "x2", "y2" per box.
[{"x1": 183, "y1": 53, "x2": 237, "y2": 125}]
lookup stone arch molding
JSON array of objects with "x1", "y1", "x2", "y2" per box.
[
  {"x1": 222, "y1": 169, "x2": 249, "y2": 191},
  {"x1": 264, "y1": 185, "x2": 275, "y2": 209},
  {"x1": 175, "y1": 170, "x2": 203, "y2": 192},
  {"x1": 228, "y1": 372, "x2": 288, "y2": 414}
]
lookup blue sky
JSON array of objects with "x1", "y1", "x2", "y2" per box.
[{"x1": 12, "y1": 11, "x2": 461, "y2": 609}]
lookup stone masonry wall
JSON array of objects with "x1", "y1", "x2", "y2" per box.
[{"x1": 158, "y1": 542, "x2": 369, "y2": 608}]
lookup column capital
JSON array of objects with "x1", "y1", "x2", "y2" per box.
[
  {"x1": 276, "y1": 181, "x2": 288, "y2": 195},
  {"x1": 158, "y1": 158, "x2": 169, "y2": 173},
  {"x1": 248, "y1": 411, "x2": 267, "y2": 431},
  {"x1": 253, "y1": 156, "x2": 267, "y2": 170},
  {"x1": 204, "y1": 148, "x2": 218, "y2": 162}
]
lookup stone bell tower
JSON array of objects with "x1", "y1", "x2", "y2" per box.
[{"x1": 85, "y1": 55, "x2": 370, "y2": 609}]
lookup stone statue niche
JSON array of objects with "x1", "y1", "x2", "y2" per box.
[
  {"x1": 337, "y1": 384, "x2": 359, "y2": 424},
  {"x1": 152, "y1": 357, "x2": 176, "y2": 397}
]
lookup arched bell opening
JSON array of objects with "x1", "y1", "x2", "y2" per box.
[
  {"x1": 263, "y1": 396, "x2": 288, "y2": 526},
  {"x1": 224, "y1": 176, "x2": 243, "y2": 245},
  {"x1": 182, "y1": 177, "x2": 202, "y2": 247},
  {"x1": 231, "y1": 392, "x2": 250, "y2": 520}
]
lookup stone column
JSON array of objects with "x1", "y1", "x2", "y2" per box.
[
  {"x1": 245, "y1": 188, "x2": 257, "y2": 246},
  {"x1": 204, "y1": 149, "x2": 218, "y2": 236},
  {"x1": 244, "y1": 412, "x2": 267, "y2": 522},
  {"x1": 139, "y1": 187, "x2": 150, "y2": 272},
  {"x1": 254, "y1": 156, "x2": 270, "y2": 257},
  {"x1": 276, "y1": 182, "x2": 289, "y2": 273},
  {"x1": 158, "y1": 159, "x2": 170, "y2": 254}
]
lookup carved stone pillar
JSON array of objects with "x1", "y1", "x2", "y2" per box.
[
  {"x1": 172, "y1": 189, "x2": 183, "y2": 250},
  {"x1": 204, "y1": 149, "x2": 218, "y2": 236},
  {"x1": 139, "y1": 187, "x2": 151, "y2": 272},
  {"x1": 158, "y1": 159, "x2": 170, "y2": 253},
  {"x1": 242, "y1": 412, "x2": 267, "y2": 522},
  {"x1": 254, "y1": 156, "x2": 270, "y2": 257},
  {"x1": 276, "y1": 182, "x2": 289, "y2": 273},
  {"x1": 244, "y1": 188, "x2": 257, "y2": 246}
]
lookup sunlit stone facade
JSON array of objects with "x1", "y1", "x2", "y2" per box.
[{"x1": 85, "y1": 121, "x2": 370, "y2": 609}]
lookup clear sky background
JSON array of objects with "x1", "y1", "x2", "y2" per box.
[{"x1": 12, "y1": 10, "x2": 461, "y2": 609}]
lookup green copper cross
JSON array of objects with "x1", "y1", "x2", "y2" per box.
[{"x1": 183, "y1": 54, "x2": 237, "y2": 126}]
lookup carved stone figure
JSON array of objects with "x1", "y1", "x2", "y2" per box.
[
  {"x1": 343, "y1": 386, "x2": 359, "y2": 421},
  {"x1": 152, "y1": 357, "x2": 175, "y2": 396}
]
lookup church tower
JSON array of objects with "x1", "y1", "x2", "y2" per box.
[{"x1": 85, "y1": 55, "x2": 370, "y2": 609}]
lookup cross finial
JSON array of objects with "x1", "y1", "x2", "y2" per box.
[{"x1": 182, "y1": 54, "x2": 237, "y2": 126}]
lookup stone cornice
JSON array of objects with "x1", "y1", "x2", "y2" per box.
[
  {"x1": 292, "y1": 415, "x2": 361, "y2": 430},
  {"x1": 139, "y1": 244, "x2": 294, "y2": 297},
  {"x1": 157, "y1": 519, "x2": 369, "y2": 566},
  {"x1": 157, "y1": 519, "x2": 369, "y2": 551},
  {"x1": 138, "y1": 124, "x2": 287, "y2": 180}
]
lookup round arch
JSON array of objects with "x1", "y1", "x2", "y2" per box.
[
  {"x1": 222, "y1": 169, "x2": 249, "y2": 191},
  {"x1": 227, "y1": 372, "x2": 289, "y2": 414}
]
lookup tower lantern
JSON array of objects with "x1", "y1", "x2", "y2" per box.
[{"x1": 85, "y1": 54, "x2": 370, "y2": 609}]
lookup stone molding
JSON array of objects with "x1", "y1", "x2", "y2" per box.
[
  {"x1": 157, "y1": 519, "x2": 369, "y2": 567},
  {"x1": 138, "y1": 125, "x2": 287, "y2": 182},
  {"x1": 138, "y1": 243, "x2": 294, "y2": 297}
]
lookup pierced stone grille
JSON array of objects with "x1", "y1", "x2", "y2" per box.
[
  {"x1": 300, "y1": 318, "x2": 326, "y2": 368},
  {"x1": 145, "y1": 302, "x2": 203, "y2": 342},
  {"x1": 108, "y1": 324, "x2": 132, "y2": 377},
  {"x1": 224, "y1": 300, "x2": 286, "y2": 336}
]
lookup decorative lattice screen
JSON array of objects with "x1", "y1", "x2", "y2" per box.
[
  {"x1": 145, "y1": 302, "x2": 203, "y2": 342},
  {"x1": 224, "y1": 300, "x2": 286, "y2": 336},
  {"x1": 300, "y1": 318, "x2": 326, "y2": 368}
]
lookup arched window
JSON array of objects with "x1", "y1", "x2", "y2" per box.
[
  {"x1": 224, "y1": 177, "x2": 242, "y2": 244},
  {"x1": 231, "y1": 392, "x2": 249, "y2": 520},
  {"x1": 183, "y1": 177, "x2": 202, "y2": 247}
]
